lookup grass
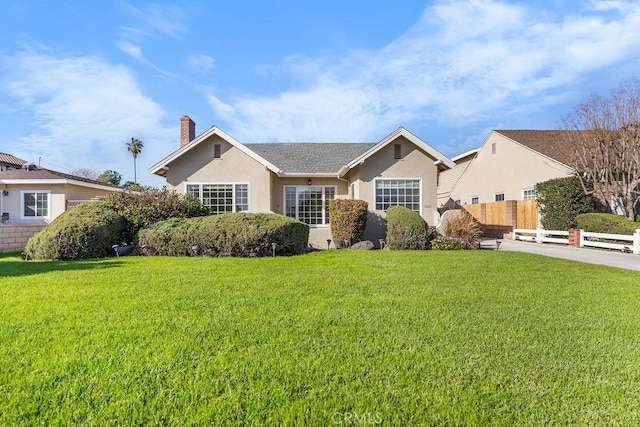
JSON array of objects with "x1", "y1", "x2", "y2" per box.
[{"x1": 1, "y1": 250, "x2": 640, "y2": 425}]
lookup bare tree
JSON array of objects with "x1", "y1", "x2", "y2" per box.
[
  {"x1": 69, "y1": 168, "x2": 100, "y2": 180},
  {"x1": 562, "y1": 77, "x2": 640, "y2": 219}
]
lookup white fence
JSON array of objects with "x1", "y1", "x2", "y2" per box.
[
  {"x1": 513, "y1": 228, "x2": 640, "y2": 255},
  {"x1": 512, "y1": 229, "x2": 569, "y2": 245}
]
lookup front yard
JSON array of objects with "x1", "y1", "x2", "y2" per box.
[{"x1": 1, "y1": 250, "x2": 639, "y2": 425}]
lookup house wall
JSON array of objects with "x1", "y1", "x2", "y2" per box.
[
  {"x1": 450, "y1": 132, "x2": 573, "y2": 206},
  {"x1": 163, "y1": 134, "x2": 273, "y2": 212},
  {"x1": 0, "y1": 184, "x2": 117, "y2": 225},
  {"x1": 350, "y1": 135, "x2": 440, "y2": 244}
]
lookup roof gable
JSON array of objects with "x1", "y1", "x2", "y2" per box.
[
  {"x1": 494, "y1": 130, "x2": 579, "y2": 166},
  {"x1": 346, "y1": 127, "x2": 455, "y2": 171}
]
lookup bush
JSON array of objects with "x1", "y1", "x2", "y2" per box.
[
  {"x1": 25, "y1": 202, "x2": 127, "y2": 260},
  {"x1": 329, "y1": 199, "x2": 368, "y2": 248},
  {"x1": 139, "y1": 213, "x2": 309, "y2": 257},
  {"x1": 442, "y1": 210, "x2": 482, "y2": 247},
  {"x1": 431, "y1": 237, "x2": 472, "y2": 250},
  {"x1": 104, "y1": 189, "x2": 210, "y2": 241},
  {"x1": 576, "y1": 213, "x2": 640, "y2": 235},
  {"x1": 536, "y1": 176, "x2": 595, "y2": 230},
  {"x1": 385, "y1": 206, "x2": 435, "y2": 250}
]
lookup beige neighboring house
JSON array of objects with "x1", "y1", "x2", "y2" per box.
[
  {"x1": 439, "y1": 130, "x2": 575, "y2": 207},
  {"x1": 150, "y1": 116, "x2": 455, "y2": 248},
  {"x1": 0, "y1": 165, "x2": 125, "y2": 225}
]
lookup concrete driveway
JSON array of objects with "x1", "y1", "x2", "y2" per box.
[{"x1": 490, "y1": 238, "x2": 640, "y2": 272}]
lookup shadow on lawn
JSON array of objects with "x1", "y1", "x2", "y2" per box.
[{"x1": 0, "y1": 252, "x2": 123, "y2": 278}]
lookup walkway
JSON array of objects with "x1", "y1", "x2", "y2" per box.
[{"x1": 491, "y1": 238, "x2": 640, "y2": 272}]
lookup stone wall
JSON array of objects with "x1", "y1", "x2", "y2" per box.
[{"x1": 0, "y1": 225, "x2": 45, "y2": 253}]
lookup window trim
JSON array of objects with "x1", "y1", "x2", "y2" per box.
[
  {"x1": 20, "y1": 190, "x2": 51, "y2": 220},
  {"x1": 522, "y1": 188, "x2": 537, "y2": 200},
  {"x1": 283, "y1": 185, "x2": 336, "y2": 227},
  {"x1": 470, "y1": 196, "x2": 479, "y2": 205},
  {"x1": 494, "y1": 192, "x2": 505, "y2": 202},
  {"x1": 373, "y1": 178, "x2": 422, "y2": 215},
  {"x1": 184, "y1": 182, "x2": 250, "y2": 213}
]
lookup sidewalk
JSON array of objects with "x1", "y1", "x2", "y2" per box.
[{"x1": 493, "y1": 239, "x2": 640, "y2": 272}]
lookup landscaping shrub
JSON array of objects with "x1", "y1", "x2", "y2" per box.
[
  {"x1": 442, "y1": 209, "x2": 482, "y2": 247},
  {"x1": 329, "y1": 199, "x2": 368, "y2": 248},
  {"x1": 576, "y1": 213, "x2": 640, "y2": 235},
  {"x1": 104, "y1": 189, "x2": 209, "y2": 241},
  {"x1": 385, "y1": 206, "x2": 435, "y2": 250},
  {"x1": 24, "y1": 202, "x2": 127, "y2": 260},
  {"x1": 431, "y1": 236, "x2": 472, "y2": 250},
  {"x1": 535, "y1": 176, "x2": 596, "y2": 230},
  {"x1": 139, "y1": 213, "x2": 309, "y2": 257}
]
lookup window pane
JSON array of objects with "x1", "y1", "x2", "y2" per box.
[
  {"x1": 23, "y1": 192, "x2": 48, "y2": 217},
  {"x1": 285, "y1": 187, "x2": 296, "y2": 218},
  {"x1": 203, "y1": 184, "x2": 233, "y2": 214},
  {"x1": 186, "y1": 184, "x2": 200, "y2": 199},
  {"x1": 235, "y1": 184, "x2": 248, "y2": 212},
  {"x1": 375, "y1": 180, "x2": 420, "y2": 212}
]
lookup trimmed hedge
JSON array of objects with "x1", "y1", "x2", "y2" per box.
[
  {"x1": 536, "y1": 176, "x2": 595, "y2": 230},
  {"x1": 24, "y1": 202, "x2": 127, "y2": 260},
  {"x1": 329, "y1": 199, "x2": 368, "y2": 248},
  {"x1": 139, "y1": 213, "x2": 309, "y2": 257},
  {"x1": 576, "y1": 213, "x2": 640, "y2": 235},
  {"x1": 104, "y1": 190, "x2": 210, "y2": 241},
  {"x1": 385, "y1": 206, "x2": 434, "y2": 250}
]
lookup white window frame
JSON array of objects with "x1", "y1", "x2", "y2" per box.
[
  {"x1": 470, "y1": 196, "x2": 479, "y2": 205},
  {"x1": 522, "y1": 188, "x2": 537, "y2": 200},
  {"x1": 184, "y1": 182, "x2": 250, "y2": 213},
  {"x1": 283, "y1": 185, "x2": 336, "y2": 227},
  {"x1": 494, "y1": 192, "x2": 505, "y2": 202},
  {"x1": 373, "y1": 178, "x2": 422, "y2": 215},
  {"x1": 20, "y1": 190, "x2": 51, "y2": 220}
]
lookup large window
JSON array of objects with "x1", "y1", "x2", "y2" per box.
[
  {"x1": 375, "y1": 179, "x2": 420, "y2": 212},
  {"x1": 22, "y1": 190, "x2": 50, "y2": 219},
  {"x1": 284, "y1": 186, "x2": 335, "y2": 225},
  {"x1": 186, "y1": 183, "x2": 249, "y2": 214}
]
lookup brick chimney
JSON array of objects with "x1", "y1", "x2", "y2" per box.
[{"x1": 180, "y1": 115, "x2": 195, "y2": 147}]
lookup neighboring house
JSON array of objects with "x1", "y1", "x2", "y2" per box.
[
  {"x1": 0, "y1": 164, "x2": 125, "y2": 225},
  {"x1": 442, "y1": 130, "x2": 575, "y2": 207},
  {"x1": 0, "y1": 153, "x2": 27, "y2": 171},
  {"x1": 437, "y1": 148, "x2": 478, "y2": 207},
  {"x1": 150, "y1": 116, "x2": 454, "y2": 248}
]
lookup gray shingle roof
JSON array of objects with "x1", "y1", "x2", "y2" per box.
[{"x1": 245, "y1": 143, "x2": 376, "y2": 174}]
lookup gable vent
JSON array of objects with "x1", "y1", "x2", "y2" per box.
[{"x1": 394, "y1": 144, "x2": 402, "y2": 160}]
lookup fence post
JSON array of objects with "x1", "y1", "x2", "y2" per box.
[
  {"x1": 568, "y1": 229, "x2": 581, "y2": 247},
  {"x1": 536, "y1": 228, "x2": 543, "y2": 244},
  {"x1": 634, "y1": 229, "x2": 640, "y2": 255},
  {"x1": 579, "y1": 229, "x2": 585, "y2": 248}
]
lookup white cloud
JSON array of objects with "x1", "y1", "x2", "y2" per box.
[
  {"x1": 0, "y1": 48, "x2": 172, "y2": 184},
  {"x1": 117, "y1": 1, "x2": 186, "y2": 39},
  {"x1": 185, "y1": 54, "x2": 216, "y2": 74},
  {"x1": 208, "y1": 0, "x2": 640, "y2": 142}
]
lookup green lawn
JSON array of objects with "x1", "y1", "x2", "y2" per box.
[{"x1": 1, "y1": 250, "x2": 639, "y2": 425}]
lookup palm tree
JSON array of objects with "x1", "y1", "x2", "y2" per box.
[{"x1": 126, "y1": 137, "x2": 144, "y2": 184}]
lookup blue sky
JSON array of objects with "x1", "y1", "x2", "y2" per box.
[{"x1": 1, "y1": 1, "x2": 639, "y2": 187}]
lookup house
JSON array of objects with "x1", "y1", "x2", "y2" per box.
[
  {"x1": 150, "y1": 116, "x2": 454, "y2": 248},
  {"x1": 0, "y1": 164, "x2": 126, "y2": 225},
  {"x1": 440, "y1": 130, "x2": 575, "y2": 207},
  {"x1": 0, "y1": 153, "x2": 27, "y2": 171}
]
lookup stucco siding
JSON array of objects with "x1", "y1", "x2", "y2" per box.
[
  {"x1": 164, "y1": 134, "x2": 273, "y2": 212},
  {"x1": 449, "y1": 132, "x2": 573, "y2": 205}
]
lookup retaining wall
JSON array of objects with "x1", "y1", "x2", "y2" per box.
[{"x1": 0, "y1": 225, "x2": 45, "y2": 253}]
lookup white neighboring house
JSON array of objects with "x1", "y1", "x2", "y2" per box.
[{"x1": 0, "y1": 164, "x2": 125, "y2": 225}]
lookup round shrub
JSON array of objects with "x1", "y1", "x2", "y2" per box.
[
  {"x1": 139, "y1": 213, "x2": 309, "y2": 257},
  {"x1": 25, "y1": 202, "x2": 127, "y2": 260},
  {"x1": 329, "y1": 199, "x2": 368, "y2": 248},
  {"x1": 385, "y1": 206, "x2": 434, "y2": 250},
  {"x1": 576, "y1": 213, "x2": 640, "y2": 235}
]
